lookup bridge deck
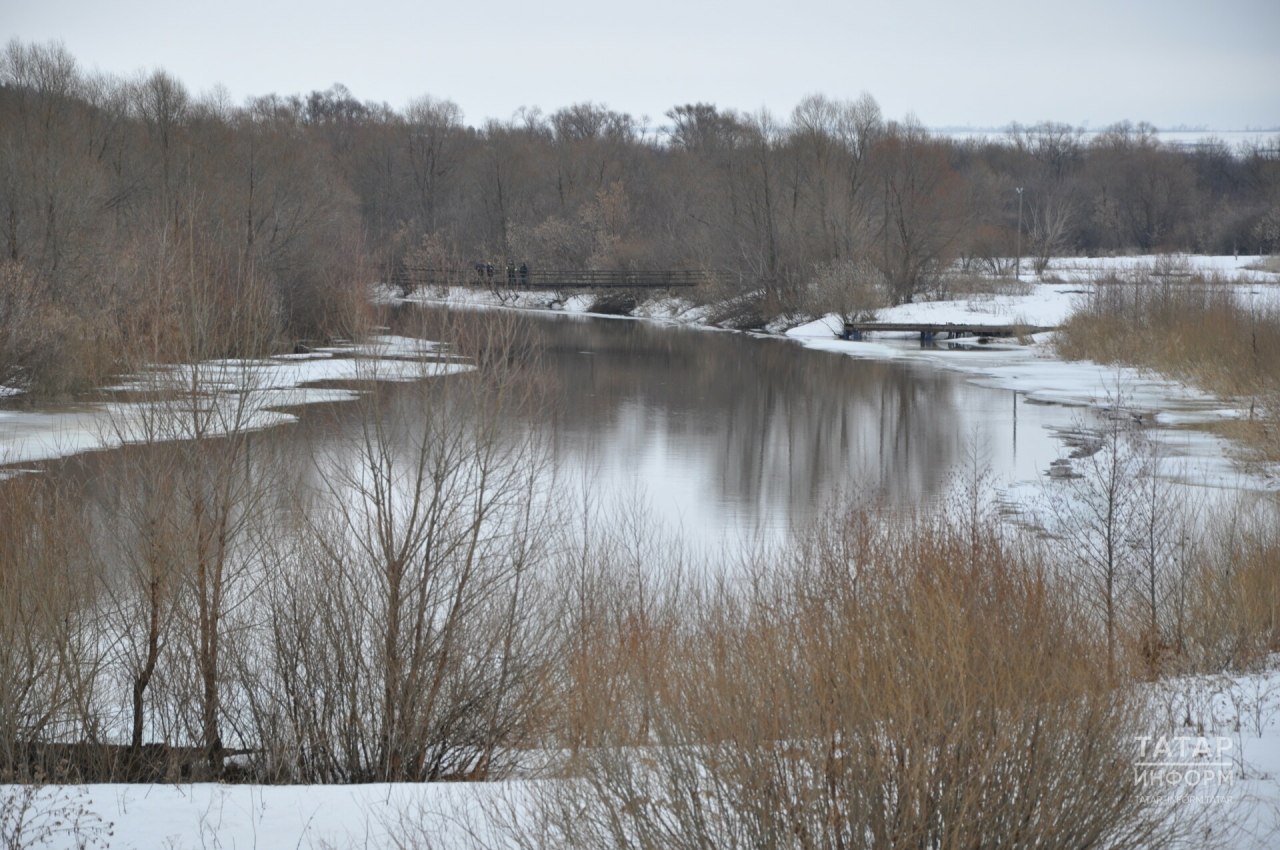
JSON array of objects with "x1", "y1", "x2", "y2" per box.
[{"x1": 842, "y1": 322, "x2": 1056, "y2": 341}]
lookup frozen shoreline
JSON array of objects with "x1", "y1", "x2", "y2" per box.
[
  {"x1": 0, "y1": 336, "x2": 466, "y2": 471},
  {"x1": 407, "y1": 254, "x2": 1280, "y2": 493}
]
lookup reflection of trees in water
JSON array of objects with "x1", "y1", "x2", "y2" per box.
[
  {"x1": 67, "y1": 308, "x2": 965, "y2": 542},
  {"x1": 488, "y1": 311, "x2": 963, "y2": 519}
]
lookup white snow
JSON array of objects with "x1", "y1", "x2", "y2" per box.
[
  {"x1": 1145, "y1": 665, "x2": 1280, "y2": 848},
  {"x1": 2, "y1": 781, "x2": 521, "y2": 850},
  {"x1": 1049, "y1": 253, "x2": 1280, "y2": 283},
  {"x1": 14, "y1": 664, "x2": 1280, "y2": 850},
  {"x1": 0, "y1": 342, "x2": 471, "y2": 468}
]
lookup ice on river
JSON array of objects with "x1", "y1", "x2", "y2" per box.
[{"x1": 0, "y1": 337, "x2": 470, "y2": 470}]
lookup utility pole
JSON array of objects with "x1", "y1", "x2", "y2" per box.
[{"x1": 1015, "y1": 187, "x2": 1024, "y2": 280}]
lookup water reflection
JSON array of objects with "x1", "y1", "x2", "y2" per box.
[
  {"x1": 43, "y1": 308, "x2": 1076, "y2": 552},
  {"x1": 388, "y1": 308, "x2": 1057, "y2": 547}
]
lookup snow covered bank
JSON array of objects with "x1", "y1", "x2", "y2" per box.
[
  {"x1": 2, "y1": 780, "x2": 522, "y2": 850},
  {"x1": 781, "y1": 258, "x2": 1280, "y2": 493},
  {"x1": 399, "y1": 256, "x2": 1280, "y2": 492},
  {"x1": 14, "y1": 665, "x2": 1280, "y2": 850},
  {"x1": 0, "y1": 336, "x2": 468, "y2": 470},
  {"x1": 1145, "y1": 664, "x2": 1280, "y2": 848}
]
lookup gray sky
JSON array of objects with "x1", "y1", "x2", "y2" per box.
[{"x1": 4, "y1": 0, "x2": 1277, "y2": 130}]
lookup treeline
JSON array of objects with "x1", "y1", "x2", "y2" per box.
[
  {"x1": 0, "y1": 41, "x2": 367, "y2": 393},
  {"x1": 3, "y1": 38, "x2": 1279, "y2": 391},
  {"x1": 325, "y1": 89, "x2": 1280, "y2": 310}
]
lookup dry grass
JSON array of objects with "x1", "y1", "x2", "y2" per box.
[
  {"x1": 1051, "y1": 262, "x2": 1280, "y2": 672},
  {"x1": 530, "y1": 497, "x2": 1193, "y2": 848},
  {"x1": 1182, "y1": 508, "x2": 1280, "y2": 671},
  {"x1": 0, "y1": 474, "x2": 101, "y2": 781},
  {"x1": 1244, "y1": 256, "x2": 1280, "y2": 274},
  {"x1": 1056, "y1": 269, "x2": 1280, "y2": 462},
  {"x1": 933, "y1": 271, "x2": 1034, "y2": 300},
  {"x1": 801, "y1": 259, "x2": 886, "y2": 323}
]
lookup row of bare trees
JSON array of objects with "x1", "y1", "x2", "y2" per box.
[
  {"x1": 346, "y1": 92, "x2": 1277, "y2": 310},
  {"x1": 4, "y1": 39, "x2": 1278, "y2": 391},
  {"x1": 0, "y1": 40, "x2": 368, "y2": 394}
]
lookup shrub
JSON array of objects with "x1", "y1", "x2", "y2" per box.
[{"x1": 528, "y1": 499, "x2": 1190, "y2": 849}]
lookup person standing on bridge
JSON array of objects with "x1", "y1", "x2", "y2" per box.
[
  {"x1": 519, "y1": 263, "x2": 528, "y2": 285},
  {"x1": 507, "y1": 262, "x2": 516, "y2": 285}
]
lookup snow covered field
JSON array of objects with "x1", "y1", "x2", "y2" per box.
[
  {"x1": 1149, "y1": 666, "x2": 1280, "y2": 848},
  {"x1": 2, "y1": 779, "x2": 516, "y2": 849}
]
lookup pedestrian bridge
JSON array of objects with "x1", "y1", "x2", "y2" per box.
[
  {"x1": 842, "y1": 321, "x2": 1057, "y2": 342},
  {"x1": 391, "y1": 267, "x2": 735, "y2": 291}
]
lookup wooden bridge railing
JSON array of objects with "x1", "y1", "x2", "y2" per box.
[{"x1": 390, "y1": 267, "x2": 736, "y2": 290}]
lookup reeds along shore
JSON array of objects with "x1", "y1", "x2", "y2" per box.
[{"x1": 1055, "y1": 260, "x2": 1280, "y2": 463}]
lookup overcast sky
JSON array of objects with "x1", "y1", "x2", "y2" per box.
[{"x1": 3, "y1": 0, "x2": 1277, "y2": 130}]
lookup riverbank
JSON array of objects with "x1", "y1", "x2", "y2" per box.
[
  {"x1": 0, "y1": 335, "x2": 462, "y2": 471},
  {"x1": 405, "y1": 254, "x2": 1280, "y2": 493},
  {"x1": 24, "y1": 660, "x2": 1274, "y2": 850}
]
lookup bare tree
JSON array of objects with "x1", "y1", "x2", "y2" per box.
[
  {"x1": 1028, "y1": 189, "x2": 1075, "y2": 275},
  {"x1": 1042, "y1": 388, "x2": 1142, "y2": 677},
  {"x1": 1126, "y1": 431, "x2": 1194, "y2": 672},
  {"x1": 870, "y1": 121, "x2": 969, "y2": 303},
  {"x1": 264, "y1": 310, "x2": 558, "y2": 782},
  {"x1": 133, "y1": 70, "x2": 190, "y2": 228},
  {"x1": 405, "y1": 95, "x2": 464, "y2": 234}
]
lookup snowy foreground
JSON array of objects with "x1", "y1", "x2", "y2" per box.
[
  {"x1": 7, "y1": 255, "x2": 1280, "y2": 848},
  {"x1": 7, "y1": 666, "x2": 1280, "y2": 849},
  {"x1": 2, "y1": 780, "x2": 518, "y2": 850}
]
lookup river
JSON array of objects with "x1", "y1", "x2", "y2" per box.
[{"x1": 2, "y1": 304, "x2": 1242, "y2": 553}]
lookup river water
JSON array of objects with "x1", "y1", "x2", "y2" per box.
[
  {"x1": 5, "y1": 305, "x2": 1242, "y2": 553},
  {"x1": 381, "y1": 307, "x2": 1073, "y2": 551}
]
